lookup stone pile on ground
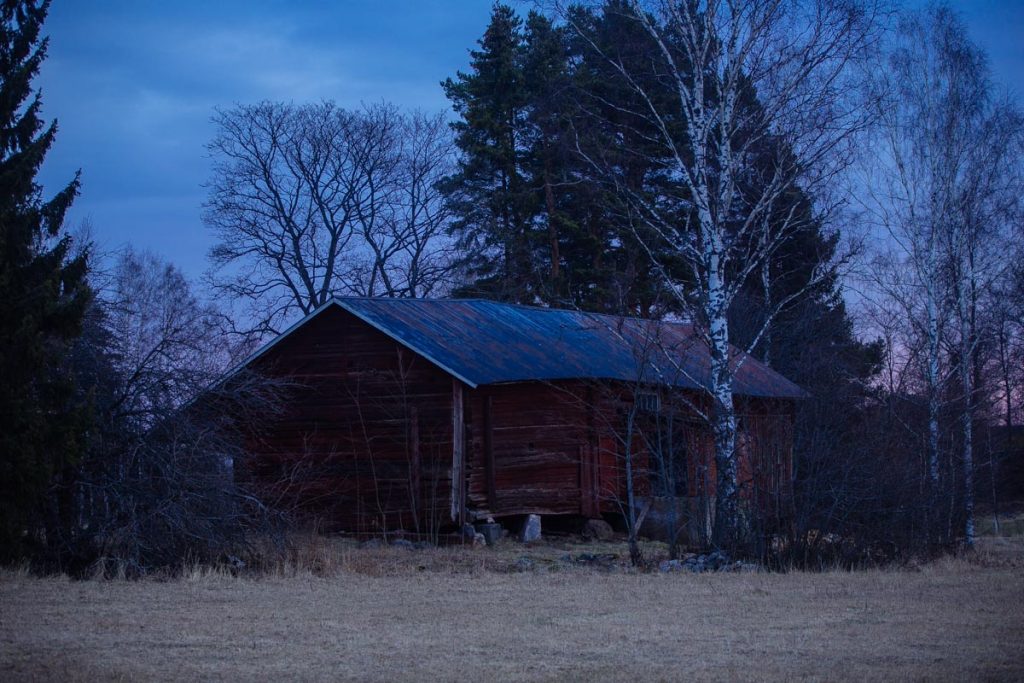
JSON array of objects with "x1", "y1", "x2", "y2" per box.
[{"x1": 658, "y1": 551, "x2": 758, "y2": 573}]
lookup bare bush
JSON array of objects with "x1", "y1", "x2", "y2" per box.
[{"x1": 43, "y1": 250, "x2": 290, "y2": 576}]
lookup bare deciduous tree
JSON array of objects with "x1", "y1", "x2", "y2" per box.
[
  {"x1": 104, "y1": 249, "x2": 235, "y2": 419},
  {"x1": 204, "y1": 102, "x2": 456, "y2": 335},
  {"x1": 862, "y1": 4, "x2": 1023, "y2": 547}
]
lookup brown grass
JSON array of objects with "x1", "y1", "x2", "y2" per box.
[
  {"x1": 2, "y1": 537, "x2": 1023, "y2": 682},
  {"x1": 977, "y1": 511, "x2": 1024, "y2": 537}
]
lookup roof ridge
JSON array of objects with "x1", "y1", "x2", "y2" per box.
[{"x1": 330, "y1": 295, "x2": 694, "y2": 328}]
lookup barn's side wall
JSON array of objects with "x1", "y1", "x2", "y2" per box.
[
  {"x1": 460, "y1": 382, "x2": 709, "y2": 522},
  {"x1": 636, "y1": 395, "x2": 796, "y2": 543},
  {"x1": 464, "y1": 381, "x2": 597, "y2": 519},
  {"x1": 243, "y1": 306, "x2": 454, "y2": 535}
]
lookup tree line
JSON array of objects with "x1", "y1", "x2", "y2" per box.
[{"x1": 1, "y1": 0, "x2": 1021, "y2": 572}]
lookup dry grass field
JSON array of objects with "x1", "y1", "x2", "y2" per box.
[{"x1": 2, "y1": 536, "x2": 1023, "y2": 682}]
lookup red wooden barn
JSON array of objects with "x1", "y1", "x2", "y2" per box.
[{"x1": 230, "y1": 298, "x2": 804, "y2": 541}]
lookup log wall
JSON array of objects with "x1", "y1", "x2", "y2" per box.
[{"x1": 465, "y1": 382, "x2": 596, "y2": 518}]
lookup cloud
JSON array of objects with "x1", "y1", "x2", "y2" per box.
[{"x1": 36, "y1": 2, "x2": 483, "y2": 279}]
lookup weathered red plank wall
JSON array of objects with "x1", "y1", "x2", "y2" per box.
[
  {"x1": 464, "y1": 381, "x2": 666, "y2": 521},
  {"x1": 242, "y1": 306, "x2": 454, "y2": 535},
  {"x1": 465, "y1": 381, "x2": 595, "y2": 518}
]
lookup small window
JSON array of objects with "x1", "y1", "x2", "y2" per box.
[{"x1": 636, "y1": 392, "x2": 660, "y2": 413}]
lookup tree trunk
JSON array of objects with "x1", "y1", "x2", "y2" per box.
[
  {"x1": 925, "y1": 273, "x2": 942, "y2": 546},
  {"x1": 543, "y1": 166, "x2": 560, "y2": 284},
  {"x1": 708, "y1": 262, "x2": 740, "y2": 553},
  {"x1": 623, "y1": 409, "x2": 642, "y2": 566},
  {"x1": 760, "y1": 257, "x2": 773, "y2": 367},
  {"x1": 958, "y1": 266, "x2": 976, "y2": 549}
]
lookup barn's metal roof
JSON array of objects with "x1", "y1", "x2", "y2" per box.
[
  {"x1": 327, "y1": 297, "x2": 804, "y2": 399},
  {"x1": 230, "y1": 297, "x2": 804, "y2": 399}
]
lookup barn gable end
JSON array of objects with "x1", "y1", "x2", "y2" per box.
[{"x1": 242, "y1": 305, "x2": 456, "y2": 535}]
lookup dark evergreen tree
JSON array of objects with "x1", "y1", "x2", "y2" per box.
[
  {"x1": 444, "y1": 2, "x2": 681, "y2": 314},
  {"x1": 520, "y1": 11, "x2": 573, "y2": 302},
  {"x1": 564, "y1": 1, "x2": 685, "y2": 315},
  {"x1": 719, "y1": 89, "x2": 883, "y2": 394},
  {"x1": 442, "y1": 4, "x2": 538, "y2": 303},
  {"x1": 0, "y1": 0, "x2": 91, "y2": 560}
]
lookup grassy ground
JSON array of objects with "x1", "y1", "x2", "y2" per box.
[
  {"x1": 2, "y1": 537, "x2": 1023, "y2": 682},
  {"x1": 976, "y1": 510, "x2": 1024, "y2": 537}
]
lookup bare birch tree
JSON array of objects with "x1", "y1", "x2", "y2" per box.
[
  {"x1": 948, "y1": 113, "x2": 1021, "y2": 547},
  {"x1": 558, "y1": 0, "x2": 881, "y2": 551},
  {"x1": 103, "y1": 249, "x2": 235, "y2": 416},
  {"x1": 204, "y1": 102, "x2": 456, "y2": 335},
  {"x1": 863, "y1": 4, "x2": 1023, "y2": 547}
]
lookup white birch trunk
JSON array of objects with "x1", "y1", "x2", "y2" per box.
[
  {"x1": 709, "y1": 303, "x2": 739, "y2": 548},
  {"x1": 956, "y1": 240, "x2": 976, "y2": 549},
  {"x1": 960, "y1": 330, "x2": 975, "y2": 548},
  {"x1": 923, "y1": 232, "x2": 942, "y2": 545},
  {"x1": 925, "y1": 260, "x2": 941, "y2": 491}
]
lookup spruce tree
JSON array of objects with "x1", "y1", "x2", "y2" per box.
[
  {"x1": 520, "y1": 11, "x2": 571, "y2": 301},
  {"x1": 0, "y1": 0, "x2": 90, "y2": 560}
]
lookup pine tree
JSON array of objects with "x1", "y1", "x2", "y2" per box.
[
  {"x1": 0, "y1": 0, "x2": 91, "y2": 560},
  {"x1": 564, "y1": 1, "x2": 686, "y2": 315},
  {"x1": 443, "y1": 2, "x2": 683, "y2": 313},
  {"x1": 521, "y1": 7, "x2": 667, "y2": 313},
  {"x1": 520, "y1": 11, "x2": 572, "y2": 301},
  {"x1": 442, "y1": 4, "x2": 538, "y2": 303}
]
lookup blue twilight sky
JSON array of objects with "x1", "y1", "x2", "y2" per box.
[{"x1": 37, "y1": 0, "x2": 1024, "y2": 280}]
